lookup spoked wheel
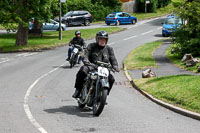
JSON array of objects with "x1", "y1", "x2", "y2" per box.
[
  {"x1": 78, "y1": 83, "x2": 88, "y2": 108},
  {"x1": 92, "y1": 86, "x2": 108, "y2": 116}
]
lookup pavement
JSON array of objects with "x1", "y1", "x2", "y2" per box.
[
  {"x1": 124, "y1": 39, "x2": 200, "y2": 121},
  {"x1": 128, "y1": 39, "x2": 200, "y2": 79}
]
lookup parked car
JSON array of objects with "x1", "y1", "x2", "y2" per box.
[
  {"x1": 55, "y1": 11, "x2": 93, "y2": 26},
  {"x1": 29, "y1": 19, "x2": 66, "y2": 31},
  {"x1": 162, "y1": 15, "x2": 182, "y2": 37},
  {"x1": 105, "y1": 12, "x2": 137, "y2": 25}
]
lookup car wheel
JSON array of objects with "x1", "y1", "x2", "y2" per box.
[
  {"x1": 132, "y1": 19, "x2": 136, "y2": 24},
  {"x1": 84, "y1": 20, "x2": 90, "y2": 26},
  {"x1": 162, "y1": 33, "x2": 166, "y2": 37},
  {"x1": 115, "y1": 20, "x2": 120, "y2": 26}
]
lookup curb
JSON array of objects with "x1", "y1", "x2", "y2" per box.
[{"x1": 123, "y1": 63, "x2": 200, "y2": 121}]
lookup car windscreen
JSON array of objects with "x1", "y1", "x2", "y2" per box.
[
  {"x1": 64, "y1": 12, "x2": 72, "y2": 17},
  {"x1": 165, "y1": 18, "x2": 181, "y2": 25},
  {"x1": 107, "y1": 14, "x2": 116, "y2": 17}
]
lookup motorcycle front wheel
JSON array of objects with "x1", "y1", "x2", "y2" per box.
[
  {"x1": 70, "y1": 54, "x2": 75, "y2": 68},
  {"x1": 92, "y1": 87, "x2": 108, "y2": 116}
]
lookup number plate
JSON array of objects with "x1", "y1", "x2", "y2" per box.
[{"x1": 98, "y1": 67, "x2": 109, "y2": 77}]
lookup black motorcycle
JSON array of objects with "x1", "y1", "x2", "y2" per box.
[
  {"x1": 77, "y1": 61, "x2": 115, "y2": 116},
  {"x1": 69, "y1": 44, "x2": 83, "y2": 68}
]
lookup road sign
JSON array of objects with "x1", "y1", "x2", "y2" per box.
[{"x1": 60, "y1": 0, "x2": 66, "y2": 3}]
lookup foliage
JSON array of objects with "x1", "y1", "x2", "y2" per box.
[
  {"x1": 136, "y1": 0, "x2": 171, "y2": 13},
  {"x1": 0, "y1": 0, "x2": 53, "y2": 28},
  {"x1": 55, "y1": 0, "x2": 122, "y2": 21},
  {"x1": 171, "y1": 0, "x2": 200, "y2": 56}
]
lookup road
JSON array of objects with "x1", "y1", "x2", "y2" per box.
[{"x1": 0, "y1": 17, "x2": 200, "y2": 133}]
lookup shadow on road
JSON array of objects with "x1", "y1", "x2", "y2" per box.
[
  {"x1": 44, "y1": 105, "x2": 95, "y2": 118},
  {"x1": 53, "y1": 65, "x2": 80, "y2": 69}
]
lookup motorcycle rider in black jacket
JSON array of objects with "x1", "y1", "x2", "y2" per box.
[
  {"x1": 72, "y1": 31, "x2": 120, "y2": 98},
  {"x1": 66, "y1": 31, "x2": 86, "y2": 63}
]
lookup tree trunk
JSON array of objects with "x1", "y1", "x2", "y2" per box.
[{"x1": 15, "y1": 23, "x2": 29, "y2": 46}]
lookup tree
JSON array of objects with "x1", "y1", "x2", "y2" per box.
[
  {"x1": 0, "y1": 0, "x2": 53, "y2": 46},
  {"x1": 172, "y1": 0, "x2": 200, "y2": 56}
]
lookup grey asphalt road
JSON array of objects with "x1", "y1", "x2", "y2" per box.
[{"x1": 0, "y1": 17, "x2": 200, "y2": 133}]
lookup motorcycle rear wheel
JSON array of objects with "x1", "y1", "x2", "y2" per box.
[{"x1": 93, "y1": 87, "x2": 108, "y2": 116}]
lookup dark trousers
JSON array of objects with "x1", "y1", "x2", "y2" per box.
[{"x1": 74, "y1": 65, "x2": 115, "y2": 94}]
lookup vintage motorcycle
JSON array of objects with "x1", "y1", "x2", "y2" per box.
[
  {"x1": 69, "y1": 44, "x2": 83, "y2": 68},
  {"x1": 77, "y1": 61, "x2": 115, "y2": 116}
]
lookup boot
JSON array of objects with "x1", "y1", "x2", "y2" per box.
[
  {"x1": 66, "y1": 57, "x2": 70, "y2": 61},
  {"x1": 72, "y1": 89, "x2": 80, "y2": 98}
]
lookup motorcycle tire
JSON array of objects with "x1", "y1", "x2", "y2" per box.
[
  {"x1": 92, "y1": 87, "x2": 108, "y2": 116},
  {"x1": 70, "y1": 54, "x2": 75, "y2": 68},
  {"x1": 78, "y1": 84, "x2": 88, "y2": 108}
]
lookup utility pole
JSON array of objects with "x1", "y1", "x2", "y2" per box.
[
  {"x1": 59, "y1": 0, "x2": 62, "y2": 40},
  {"x1": 59, "y1": 0, "x2": 66, "y2": 40}
]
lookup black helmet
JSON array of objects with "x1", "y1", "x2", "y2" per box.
[
  {"x1": 96, "y1": 31, "x2": 108, "y2": 44},
  {"x1": 75, "y1": 31, "x2": 81, "y2": 36}
]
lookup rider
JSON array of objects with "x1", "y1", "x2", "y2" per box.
[
  {"x1": 66, "y1": 31, "x2": 86, "y2": 63},
  {"x1": 72, "y1": 31, "x2": 120, "y2": 98}
]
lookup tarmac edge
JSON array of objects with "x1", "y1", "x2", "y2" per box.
[{"x1": 122, "y1": 62, "x2": 200, "y2": 121}]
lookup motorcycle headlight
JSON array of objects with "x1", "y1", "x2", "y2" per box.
[
  {"x1": 91, "y1": 75, "x2": 97, "y2": 80},
  {"x1": 162, "y1": 27, "x2": 166, "y2": 30}
]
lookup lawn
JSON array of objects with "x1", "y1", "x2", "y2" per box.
[
  {"x1": 134, "y1": 75, "x2": 200, "y2": 113},
  {"x1": 124, "y1": 41, "x2": 163, "y2": 70},
  {"x1": 124, "y1": 39, "x2": 200, "y2": 114},
  {"x1": 0, "y1": 27, "x2": 123, "y2": 52},
  {"x1": 166, "y1": 47, "x2": 200, "y2": 73}
]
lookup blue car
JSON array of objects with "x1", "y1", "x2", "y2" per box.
[
  {"x1": 162, "y1": 15, "x2": 182, "y2": 37},
  {"x1": 29, "y1": 19, "x2": 66, "y2": 31},
  {"x1": 105, "y1": 12, "x2": 137, "y2": 25}
]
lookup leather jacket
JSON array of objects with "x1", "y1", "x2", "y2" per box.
[
  {"x1": 83, "y1": 43, "x2": 119, "y2": 71},
  {"x1": 69, "y1": 37, "x2": 86, "y2": 49}
]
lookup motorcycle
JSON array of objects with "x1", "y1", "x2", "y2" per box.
[
  {"x1": 77, "y1": 61, "x2": 115, "y2": 116},
  {"x1": 69, "y1": 44, "x2": 83, "y2": 68}
]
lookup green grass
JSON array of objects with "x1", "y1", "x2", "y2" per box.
[
  {"x1": 0, "y1": 27, "x2": 123, "y2": 52},
  {"x1": 134, "y1": 75, "x2": 200, "y2": 113},
  {"x1": 131, "y1": 0, "x2": 180, "y2": 21},
  {"x1": 124, "y1": 41, "x2": 163, "y2": 70},
  {"x1": 166, "y1": 45, "x2": 200, "y2": 73},
  {"x1": 0, "y1": 25, "x2": 5, "y2": 30}
]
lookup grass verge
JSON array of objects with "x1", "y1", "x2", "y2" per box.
[
  {"x1": 0, "y1": 27, "x2": 123, "y2": 52},
  {"x1": 124, "y1": 39, "x2": 200, "y2": 114},
  {"x1": 166, "y1": 46, "x2": 200, "y2": 73},
  {"x1": 134, "y1": 75, "x2": 200, "y2": 113},
  {"x1": 124, "y1": 41, "x2": 163, "y2": 70}
]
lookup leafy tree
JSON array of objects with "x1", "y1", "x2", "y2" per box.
[
  {"x1": 172, "y1": 0, "x2": 200, "y2": 56},
  {"x1": 0, "y1": 0, "x2": 53, "y2": 46}
]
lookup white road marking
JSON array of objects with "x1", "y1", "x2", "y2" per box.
[
  {"x1": 157, "y1": 27, "x2": 162, "y2": 30},
  {"x1": 141, "y1": 30, "x2": 154, "y2": 35},
  {"x1": 24, "y1": 63, "x2": 66, "y2": 133},
  {"x1": 23, "y1": 53, "x2": 38, "y2": 57},
  {"x1": 15, "y1": 53, "x2": 29, "y2": 57},
  {"x1": 123, "y1": 35, "x2": 137, "y2": 41},
  {"x1": 0, "y1": 59, "x2": 10, "y2": 64}
]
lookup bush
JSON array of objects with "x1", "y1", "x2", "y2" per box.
[
  {"x1": 136, "y1": 0, "x2": 171, "y2": 13},
  {"x1": 172, "y1": 0, "x2": 200, "y2": 56}
]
